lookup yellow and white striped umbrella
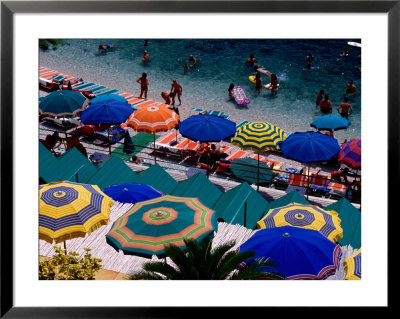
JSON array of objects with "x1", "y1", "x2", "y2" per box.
[
  {"x1": 256, "y1": 202, "x2": 343, "y2": 243},
  {"x1": 343, "y1": 248, "x2": 361, "y2": 280},
  {"x1": 39, "y1": 181, "x2": 114, "y2": 244},
  {"x1": 231, "y1": 121, "x2": 287, "y2": 152}
]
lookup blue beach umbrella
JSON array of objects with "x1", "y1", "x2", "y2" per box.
[
  {"x1": 80, "y1": 99, "x2": 133, "y2": 125},
  {"x1": 103, "y1": 183, "x2": 163, "y2": 204},
  {"x1": 178, "y1": 114, "x2": 236, "y2": 142},
  {"x1": 90, "y1": 93, "x2": 127, "y2": 104},
  {"x1": 80, "y1": 99, "x2": 133, "y2": 154},
  {"x1": 237, "y1": 226, "x2": 342, "y2": 280},
  {"x1": 280, "y1": 131, "x2": 341, "y2": 163},
  {"x1": 310, "y1": 114, "x2": 351, "y2": 131},
  {"x1": 280, "y1": 131, "x2": 341, "y2": 199}
]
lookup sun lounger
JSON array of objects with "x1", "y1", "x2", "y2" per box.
[
  {"x1": 97, "y1": 88, "x2": 120, "y2": 95},
  {"x1": 89, "y1": 85, "x2": 108, "y2": 93},
  {"x1": 175, "y1": 138, "x2": 201, "y2": 152},
  {"x1": 41, "y1": 72, "x2": 62, "y2": 79},
  {"x1": 127, "y1": 97, "x2": 144, "y2": 105},
  {"x1": 225, "y1": 149, "x2": 249, "y2": 161},
  {"x1": 156, "y1": 132, "x2": 180, "y2": 146},
  {"x1": 309, "y1": 173, "x2": 330, "y2": 194},
  {"x1": 73, "y1": 82, "x2": 96, "y2": 90},
  {"x1": 118, "y1": 92, "x2": 134, "y2": 99},
  {"x1": 39, "y1": 68, "x2": 54, "y2": 76},
  {"x1": 134, "y1": 99, "x2": 158, "y2": 108},
  {"x1": 236, "y1": 120, "x2": 249, "y2": 129},
  {"x1": 327, "y1": 181, "x2": 347, "y2": 196},
  {"x1": 287, "y1": 173, "x2": 308, "y2": 187}
]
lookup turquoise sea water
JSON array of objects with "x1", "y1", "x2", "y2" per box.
[{"x1": 39, "y1": 38, "x2": 361, "y2": 140}]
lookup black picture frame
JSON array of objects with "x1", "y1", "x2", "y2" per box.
[{"x1": 1, "y1": 1, "x2": 395, "y2": 317}]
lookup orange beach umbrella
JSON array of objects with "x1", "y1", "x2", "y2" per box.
[{"x1": 127, "y1": 104, "x2": 179, "y2": 163}]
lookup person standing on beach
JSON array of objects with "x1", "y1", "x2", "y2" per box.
[
  {"x1": 170, "y1": 79, "x2": 183, "y2": 106},
  {"x1": 316, "y1": 89, "x2": 325, "y2": 107},
  {"x1": 337, "y1": 97, "x2": 353, "y2": 119},
  {"x1": 319, "y1": 94, "x2": 332, "y2": 114},
  {"x1": 136, "y1": 73, "x2": 149, "y2": 98}
]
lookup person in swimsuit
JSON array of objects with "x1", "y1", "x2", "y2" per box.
[
  {"x1": 228, "y1": 83, "x2": 235, "y2": 100},
  {"x1": 136, "y1": 72, "x2": 148, "y2": 98},
  {"x1": 319, "y1": 94, "x2": 332, "y2": 114},
  {"x1": 170, "y1": 79, "x2": 183, "y2": 106},
  {"x1": 346, "y1": 80, "x2": 357, "y2": 96},
  {"x1": 270, "y1": 73, "x2": 279, "y2": 95},
  {"x1": 306, "y1": 53, "x2": 314, "y2": 69},
  {"x1": 142, "y1": 50, "x2": 150, "y2": 63},
  {"x1": 144, "y1": 40, "x2": 149, "y2": 46},
  {"x1": 316, "y1": 90, "x2": 325, "y2": 107},
  {"x1": 183, "y1": 64, "x2": 189, "y2": 73},
  {"x1": 255, "y1": 72, "x2": 262, "y2": 94},
  {"x1": 245, "y1": 54, "x2": 257, "y2": 66},
  {"x1": 189, "y1": 55, "x2": 197, "y2": 68},
  {"x1": 337, "y1": 97, "x2": 353, "y2": 119},
  {"x1": 98, "y1": 44, "x2": 117, "y2": 54},
  {"x1": 161, "y1": 90, "x2": 171, "y2": 105}
]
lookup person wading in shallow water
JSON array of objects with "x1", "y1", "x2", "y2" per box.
[{"x1": 319, "y1": 94, "x2": 332, "y2": 114}]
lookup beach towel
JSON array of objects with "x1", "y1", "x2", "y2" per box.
[{"x1": 232, "y1": 86, "x2": 249, "y2": 104}]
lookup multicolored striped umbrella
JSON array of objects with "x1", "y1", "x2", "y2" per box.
[
  {"x1": 39, "y1": 90, "x2": 89, "y2": 117},
  {"x1": 231, "y1": 121, "x2": 287, "y2": 152},
  {"x1": 338, "y1": 138, "x2": 361, "y2": 170},
  {"x1": 39, "y1": 181, "x2": 114, "y2": 245},
  {"x1": 256, "y1": 202, "x2": 343, "y2": 243},
  {"x1": 237, "y1": 226, "x2": 342, "y2": 280},
  {"x1": 343, "y1": 248, "x2": 361, "y2": 280},
  {"x1": 231, "y1": 121, "x2": 286, "y2": 190},
  {"x1": 106, "y1": 195, "x2": 217, "y2": 258},
  {"x1": 127, "y1": 105, "x2": 179, "y2": 163}
]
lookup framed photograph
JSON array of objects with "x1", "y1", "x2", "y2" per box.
[{"x1": 1, "y1": 0, "x2": 396, "y2": 317}]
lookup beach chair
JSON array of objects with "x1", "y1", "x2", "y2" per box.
[
  {"x1": 155, "y1": 132, "x2": 180, "y2": 148},
  {"x1": 97, "y1": 89, "x2": 120, "y2": 95},
  {"x1": 236, "y1": 120, "x2": 249, "y2": 130},
  {"x1": 249, "y1": 154, "x2": 275, "y2": 168},
  {"x1": 175, "y1": 138, "x2": 201, "y2": 153},
  {"x1": 190, "y1": 107, "x2": 207, "y2": 114},
  {"x1": 89, "y1": 85, "x2": 108, "y2": 93},
  {"x1": 309, "y1": 173, "x2": 330, "y2": 195},
  {"x1": 226, "y1": 149, "x2": 249, "y2": 161},
  {"x1": 128, "y1": 97, "x2": 145, "y2": 105},
  {"x1": 118, "y1": 92, "x2": 134, "y2": 100},
  {"x1": 41, "y1": 72, "x2": 62, "y2": 79},
  {"x1": 327, "y1": 181, "x2": 348, "y2": 198},
  {"x1": 73, "y1": 82, "x2": 96, "y2": 90},
  {"x1": 287, "y1": 173, "x2": 308, "y2": 187}
]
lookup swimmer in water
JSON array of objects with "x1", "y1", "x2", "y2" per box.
[
  {"x1": 319, "y1": 94, "x2": 332, "y2": 114},
  {"x1": 346, "y1": 80, "x2": 357, "y2": 96},
  {"x1": 228, "y1": 83, "x2": 234, "y2": 100},
  {"x1": 306, "y1": 53, "x2": 314, "y2": 69},
  {"x1": 183, "y1": 64, "x2": 189, "y2": 73},
  {"x1": 337, "y1": 97, "x2": 353, "y2": 119},
  {"x1": 142, "y1": 50, "x2": 150, "y2": 62},
  {"x1": 255, "y1": 72, "x2": 262, "y2": 95},
  {"x1": 245, "y1": 54, "x2": 257, "y2": 66},
  {"x1": 316, "y1": 89, "x2": 325, "y2": 107},
  {"x1": 189, "y1": 54, "x2": 197, "y2": 68},
  {"x1": 270, "y1": 73, "x2": 279, "y2": 95},
  {"x1": 98, "y1": 44, "x2": 117, "y2": 54}
]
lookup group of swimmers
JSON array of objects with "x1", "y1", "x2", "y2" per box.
[{"x1": 316, "y1": 81, "x2": 356, "y2": 119}]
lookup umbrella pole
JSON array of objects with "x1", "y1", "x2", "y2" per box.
[
  {"x1": 153, "y1": 132, "x2": 157, "y2": 164},
  {"x1": 257, "y1": 152, "x2": 260, "y2": 191},
  {"x1": 63, "y1": 240, "x2": 67, "y2": 255},
  {"x1": 306, "y1": 164, "x2": 310, "y2": 200},
  {"x1": 108, "y1": 129, "x2": 111, "y2": 155},
  {"x1": 62, "y1": 118, "x2": 68, "y2": 149},
  {"x1": 244, "y1": 200, "x2": 247, "y2": 228}
]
